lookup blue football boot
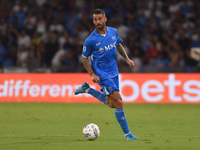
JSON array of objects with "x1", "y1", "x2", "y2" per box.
[
  {"x1": 125, "y1": 132, "x2": 138, "y2": 140},
  {"x1": 75, "y1": 82, "x2": 90, "y2": 95}
]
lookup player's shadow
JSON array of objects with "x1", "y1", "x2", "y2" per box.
[{"x1": 76, "y1": 139, "x2": 96, "y2": 141}]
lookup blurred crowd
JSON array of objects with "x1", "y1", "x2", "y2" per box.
[{"x1": 0, "y1": 0, "x2": 200, "y2": 73}]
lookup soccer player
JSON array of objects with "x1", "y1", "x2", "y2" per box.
[{"x1": 75, "y1": 9, "x2": 138, "y2": 140}]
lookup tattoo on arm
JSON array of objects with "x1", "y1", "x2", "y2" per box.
[
  {"x1": 116, "y1": 43, "x2": 128, "y2": 59},
  {"x1": 82, "y1": 56, "x2": 94, "y2": 75}
]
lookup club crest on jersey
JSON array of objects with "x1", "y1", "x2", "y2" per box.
[
  {"x1": 83, "y1": 46, "x2": 86, "y2": 52},
  {"x1": 112, "y1": 36, "x2": 115, "y2": 40},
  {"x1": 99, "y1": 47, "x2": 104, "y2": 53}
]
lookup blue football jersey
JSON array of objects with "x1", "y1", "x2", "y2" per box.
[{"x1": 82, "y1": 26, "x2": 122, "y2": 80}]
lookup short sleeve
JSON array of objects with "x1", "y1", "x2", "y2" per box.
[
  {"x1": 82, "y1": 39, "x2": 92, "y2": 58},
  {"x1": 116, "y1": 37, "x2": 123, "y2": 45},
  {"x1": 114, "y1": 28, "x2": 123, "y2": 45}
]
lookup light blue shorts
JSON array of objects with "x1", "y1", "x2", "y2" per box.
[{"x1": 98, "y1": 75, "x2": 119, "y2": 95}]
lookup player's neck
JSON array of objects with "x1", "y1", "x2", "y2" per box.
[{"x1": 96, "y1": 27, "x2": 106, "y2": 35}]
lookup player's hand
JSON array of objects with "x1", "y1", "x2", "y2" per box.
[
  {"x1": 126, "y1": 58, "x2": 134, "y2": 67},
  {"x1": 91, "y1": 73, "x2": 100, "y2": 83}
]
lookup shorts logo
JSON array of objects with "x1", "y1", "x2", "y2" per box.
[
  {"x1": 108, "y1": 87, "x2": 112, "y2": 90},
  {"x1": 99, "y1": 47, "x2": 104, "y2": 53},
  {"x1": 112, "y1": 36, "x2": 115, "y2": 40},
  {"x1": 83, "y1": 46, "x2": 86, "y2": 52}
]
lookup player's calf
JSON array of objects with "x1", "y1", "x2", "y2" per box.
[{"x1": 75, "y1": 82, "x2": 108, "y2": 105}]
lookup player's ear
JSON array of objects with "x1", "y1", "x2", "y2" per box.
[{"x1": 105, "y1": 17, "x2": 107, "y2": 23}]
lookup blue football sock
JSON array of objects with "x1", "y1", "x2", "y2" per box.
[
  {"x1": 115, "y1": 108, "x2": 130, "y2": 134},
  {"x1": 88, "y1": 88, "x2": 107, "y2": 105}
]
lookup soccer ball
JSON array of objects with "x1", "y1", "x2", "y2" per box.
[{"x1": 83, "y1": 123, "x2": 100, "y2": 140}]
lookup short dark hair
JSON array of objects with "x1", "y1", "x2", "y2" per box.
[{"x1": 93, "y1": 9, "x2": 105, "y2": 16}]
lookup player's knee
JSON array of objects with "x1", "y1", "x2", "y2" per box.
[
  {"x1": 108, "y1": 91, "x2": 123, "y2": 108},
  {"x1": 113, "y1": 96, "x2": 123, "y2": 108},
  {"x1": 116, "y1": 97, "x2": 123, "y2": 106},
  {"x1": 115, "y1": 93, "x2": 122, "y2": 103}
]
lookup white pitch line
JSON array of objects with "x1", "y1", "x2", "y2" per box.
[
  {"x1": 153, "y1": 135, "x2": 200, "y2": 138},
  {"x1": 0, "y1": 134, "x2": 199, "y2": 138},
  {"x1": 0, "y1": 134, "x2": 83, "y2": 137}
]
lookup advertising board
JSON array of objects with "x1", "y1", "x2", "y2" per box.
[{"x1": 0, "y1": 73, "x2": 200, "y2": 103}]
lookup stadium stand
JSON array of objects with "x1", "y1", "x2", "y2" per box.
[{"x1": 0, "y1": 0, "x2": 199, "y2": 73}]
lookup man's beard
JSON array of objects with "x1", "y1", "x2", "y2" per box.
[{"x1": 96, "y1": 23, "x2": 105, "y2": 30}]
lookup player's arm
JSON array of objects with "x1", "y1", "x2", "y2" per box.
[
  {"x1": 82, "y1": 56, "x2": 100, "y2": 83},
  {"x1": 82, "y1": 56, "x2": 94, "y2": 76},
  {"x1": 116, "y1": 43, "x2": 134, "y2": 67}
]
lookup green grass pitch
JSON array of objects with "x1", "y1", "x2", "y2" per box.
[{"x1": 0, "y1": 103, "x2": 199, "y2": 150}]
